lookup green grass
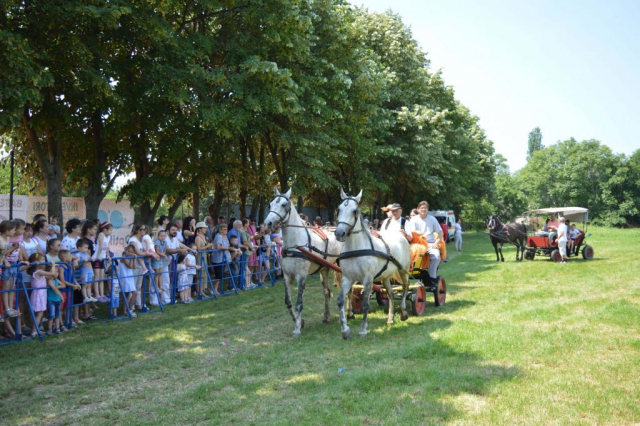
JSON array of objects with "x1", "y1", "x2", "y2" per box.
[{"x1": 2, "y1": 227, "x2": 640, "y2": 425}]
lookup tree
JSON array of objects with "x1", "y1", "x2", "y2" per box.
[{"x1": 527, "y1": 127, "x2": 543, "y2": 161}]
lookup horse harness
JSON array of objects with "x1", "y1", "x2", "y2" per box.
[
  {"x1": 271, "y1": 194, "x2": 333, "y2": 273},
  {"x1": 336, "y1": 197, "x2": 407, "y2": 280}
]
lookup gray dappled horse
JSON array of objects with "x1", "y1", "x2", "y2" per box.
[
  {"x1": 264, "y1": 187, "x2": 343, "y2": 337},
  {"x1": 486, "y1": 215, "x2": 527, "y2": 262},
  {"x1": 334, "y1": 189, "x2": 411, "y2": 339}
]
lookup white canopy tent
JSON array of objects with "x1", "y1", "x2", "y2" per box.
[{"x1": 523, "y1": 207, "x2": 589, "y2": 223}]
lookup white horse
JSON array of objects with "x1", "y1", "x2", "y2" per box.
[
  {"x1": 334, "y1": 189, "x2": 412, "y2": 339},
  {"x1": 264, "y1": 187, "x2": 343, "y2": 337}
]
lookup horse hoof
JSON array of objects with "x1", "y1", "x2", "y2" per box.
[
  {"x1": 322, "y1": 319, "x2": 330, "y2": 325},
  {"x1": 400, "y1": 312, "x2": 409, "y2": 321},
  {"x1": 387, "y1": 320, "x2": 395, "y2": 325},
  {"x1": 301, "y1": 319, "x2": 305, "y2": 329},
  {"x1": 347, "y1": 313, "x2": 355, "y2": 321},
  {"x1": 342, "y1": 329, "x2": 351, "y2": 339},
  {"x1": 292, "y1": 330, "x2": 301, "y2": 338},
  {"x1": 501, "y1": 259, "x2": 505, "y2": 262},
  {"x1": 358, "y1": 331, "x2": 367, "y2": 338}
]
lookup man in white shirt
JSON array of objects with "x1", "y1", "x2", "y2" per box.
[
  {"x1": 556, "y1": 216, "x2": 568, "y2": 263},
  {"x1": 454, "y1": 218, "x2": 463, "y2": 252},
  {"x1": 410, "y1": 200, "x2": 443, "y2": 283},
  {"x1": 380, "y1": 203, "x2": 414, "y2": 243}
]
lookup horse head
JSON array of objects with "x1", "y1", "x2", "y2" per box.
[
  {"x1": 335, "y1": 188, "x2": 363, "y2": 242},
  {"x1": 264, "y1": 186, "x2": 292, "y2": 230},
  {"x1": 486, "y1": 215, "x2": 500, "y2": 231}
]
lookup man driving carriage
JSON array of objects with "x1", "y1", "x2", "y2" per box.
[
  {"x1": 380, "y1": 203, "x2": 414, "y2": 243},
  {"x1": 411, "y1": 201, "x2": 443, "y2": 285}
]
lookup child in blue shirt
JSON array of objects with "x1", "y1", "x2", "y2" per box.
[{"x1": 76, "y1": 240, "x2": 97, "y2": 303}]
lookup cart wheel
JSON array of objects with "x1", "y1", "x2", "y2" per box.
[
  {"x1": 375, "y1": 289, "x2": 388, "y2": 307},
  {"x1": 550, "y1": 249, "x2": 562, "y2": 262},
  {"x1": 434, "y1": 277, "x2": 446, "y2": 307},
  {"x1": 582, "y1": 245, "x2": 594, "y2": 260},
  {"x1": 524, "y1": 249, "x2": 535, "y2": 260},
  {"x1": 411, "y1": 285, "x2": 427, "y2": 316},
  {"x1": 350, "y1": 288, "x2": 363, "y2": 314}
]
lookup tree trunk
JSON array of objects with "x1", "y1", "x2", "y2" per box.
[
  {"x1": 249, "y1": 194, "x2": 261, "y2": 221},
  {"x1": 208, "y1": 181, "x2": 225, "y2": 220},
  {"x1": 85, "y1": 112, "x2": 121, "y2": 220},
  {"x1": 192, "y1": 187, "x2": 200, "y2": 220},
  {"x1": 21, "y1": 109, "x2": 64, "y2": 224},
  {"x1": 258, "y1": 196, "x2": 266, "y2": 225}
]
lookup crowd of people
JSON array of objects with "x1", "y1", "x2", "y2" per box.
[{"x1": 0, "y1": 213, "x2": 283, "y2": 342}]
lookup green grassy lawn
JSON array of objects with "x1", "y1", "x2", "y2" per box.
[{"x1": 2, "y1": 227, "x2": 640, "y2": 425}]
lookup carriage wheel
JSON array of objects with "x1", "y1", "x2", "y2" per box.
[
  {"x1": 524, "y1": 249, "x2": 535, "y2": 260},
  {"x1": 350, "y1": 288, "x2": 363, "y2": 314},
  {"x1": 434, "y1": 277, "x2": 446, "y2": 307},
  {"x1": 411, "y1": 285, "x2": 427, "y2": 316},
  {"x1": 550, "y1": 249, "x2": 562, "y2": 262},
  {"x1": 582, "y1": 245, "x2": 594, "y2": 260}
]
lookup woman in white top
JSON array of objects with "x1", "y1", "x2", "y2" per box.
[
  {"x1": 32, "y1": 220, "x2": 51, "y2": 256},
  {"x1": 127, "y1": 224, "x2": 149, "y2": 309},
  {"x1": 94, "y1": 222, "x2": 114, "y2": 303}
]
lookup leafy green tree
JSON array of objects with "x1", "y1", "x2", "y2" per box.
[{"x1": 527, "y1": 127, "x2": 544, "y2": 161}]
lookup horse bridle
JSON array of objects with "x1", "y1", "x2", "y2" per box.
[
  {"x1": 269, "y1": 195, "x2": 292, "y2": 225},
  {"x1": 337, "y1": 197, "x2": 365, "y2": 236}
]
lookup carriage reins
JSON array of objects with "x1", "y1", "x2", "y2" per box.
[{"x1": 336, "y1": 199, "x2": 407, "y2": 280}]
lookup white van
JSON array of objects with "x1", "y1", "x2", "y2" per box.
[{"x1": 428, "y1": 210, "x2": 456, "y2": 242}]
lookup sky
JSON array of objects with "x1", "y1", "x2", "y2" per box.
[{"x1": 354, "y1": 0, "x2": 640, "y2": 172}]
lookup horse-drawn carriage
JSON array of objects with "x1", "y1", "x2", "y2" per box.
[
  {"x1": 521, "y1": 207, "x2": 594, "y2": 262},
  {"x1": 350, "y1": 254, "x2": 446, "y2": 316}
]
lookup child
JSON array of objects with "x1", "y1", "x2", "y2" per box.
[
  {"x1": 228, "y1": 235, "x2": 242, "y2": 290},
  {"x1": 25, "y1": 253, "x2": 57, "y2": 336},
  {"x1": 57, "y1": 250, "x2": 84, "y2": 326},
  {"x1": 176, "y1": 254, "x2": 199, "y2": 303},
  {"x1": 186, "y1": 244, "x2": 198, "y2": 297},
  {"x1": 110, "y1": 277, "x2": 121, "y2": 318},
  {"x1": 151, "y1": 230, "x2": 168, "y2": 304},
  {"x1": 118, "y1": 245, "x2": 138, "y2": 317},
  {"x1": 49, "y1": 216, "x2": 61, "y2": 239},
  {"x1": 94, "y1": 222, "x2": 113, "y2": 303},
  {"x1": 256, "y1": 224, "x2": 274, "y2": 285},
  {"x1": 0, "y1": 220, "x2": 20, "y2": 318},
  {"x1": 76, "y1": 240, "x2": 97, "y2": 303},
  {"x1": 45, "y1": 259, "x2": 66, "y2": 334}
]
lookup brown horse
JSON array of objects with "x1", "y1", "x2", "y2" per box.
[{"x1": 486, "y1": 216, "x2": 527, "y2": 261}]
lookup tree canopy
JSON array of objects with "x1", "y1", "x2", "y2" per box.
[{"x1": 1, "y1": 1, "x2": 497, "y2": 224}]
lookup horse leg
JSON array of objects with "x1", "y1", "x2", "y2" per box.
[
  {"x1": 359, "y1": 279, "x2": 373, "y2": 338},
  {"x1": 493, "y1": 241, "x2": 500, "y2": 262},
  {"x1": 382, "y1": 278, "x2": 395, "y2": 325},
  {"x1": 337, "y1": 275, "x2": 353, "y2": 339},
  {"x1": 499, "y1": 243, "x2": 505, "y2": 262},
  {"x1": 399, "y1": 271, "x2": 410, "y2": 321},
  {"x1": 319, "y1": 269, "x2": 331, "y2": 324},
  {"x1": 283, "y1": 273, "x2": 297, "y2": 325},
  {"x1": 346, "y1": 287, "x2": 355, "y2": 320},
  {"x1": 292, "y1": 275, "x2": 306, "y2": 337}
]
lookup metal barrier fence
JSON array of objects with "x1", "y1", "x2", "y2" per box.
[{"x1": 0, "y1": 245, "x2": 281, "y2": 346}]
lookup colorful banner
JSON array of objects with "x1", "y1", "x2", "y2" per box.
[{"x1": 0, "y1": 194, "x2": 134, "y2": 254}]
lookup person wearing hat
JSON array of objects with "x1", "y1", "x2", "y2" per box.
[
  {"x1": 557, "y1": 216, "x2": 568, "y2": 263},
  {"x1": 381, "y1": 204, "x2": 395, "y2": 220},
  {"x1": 380, "y1": 203, "x2": 414, "y2": 243},
  {"x1": 411, "y1": 201, "x2": 443, "y2": 285}
]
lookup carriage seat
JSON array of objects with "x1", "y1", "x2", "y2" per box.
[{"x1": 527, "y1": 235, "x2": 550, "y2": 248}]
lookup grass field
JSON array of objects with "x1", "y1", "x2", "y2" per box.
[{"x1": 2, "y1": 227, "x2": 640, "y2": 425}]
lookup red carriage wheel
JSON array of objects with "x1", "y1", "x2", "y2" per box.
[
  {"x1": 434, "y1": 277, "x2": 446, "y2": 307},
  {"x1": 582, "y1": 245, "x2": 594, "y2": 260},
  {"x1": 411, "y1": 285, "x2": 427, "y2": 316}
]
